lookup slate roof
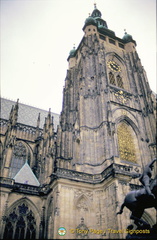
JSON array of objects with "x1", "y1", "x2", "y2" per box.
[
  {"x1": 13, "y1": 162, "x2": 40, "y2": 186},
  {"x1": 1, "y1": 98, "x2": 59, "y2": 131}
]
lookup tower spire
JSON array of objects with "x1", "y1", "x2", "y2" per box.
[
  {"x1": 9, "y1": 98, "x2": 19, "y2": 127},
  {"x1": 37, "y1": 113, "x2": 40, "y2": 128}
]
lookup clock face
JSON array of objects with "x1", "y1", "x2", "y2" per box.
[{"x1": 107, "y1": 61, "x2": 121, "y2": 72}]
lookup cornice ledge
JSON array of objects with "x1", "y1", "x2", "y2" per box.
[{"x1": 53, "y1": 163, "x2": 136, "y2": 184}]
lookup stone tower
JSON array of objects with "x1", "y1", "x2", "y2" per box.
[
  {"x1": 54, "y1": 4, "x2": 156, "y2": 239},
  {"x1": 0, "y1": 4, "x2": 156, "y2": 240},
  {"x1": 57, "y1": 5, "x2": 156, "y2": 174}
]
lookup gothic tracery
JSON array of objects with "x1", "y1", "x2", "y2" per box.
[
  {"x1": 9, "y1": 142, "x2": 30, "y2": 178},
  {"x1": 3, "y1": 203, "x2": 36, "y2": 240},
  {"x1": 117, "y1": 122, "x2": 136, "y2": 163}
]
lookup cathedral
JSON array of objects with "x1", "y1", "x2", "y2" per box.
[{"x1": 0, "y1": 4, "x2": 156, "y2": 239}]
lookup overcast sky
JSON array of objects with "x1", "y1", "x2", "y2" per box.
[{"x1": 1, "y1": 0, "x2": 156, "y2": 114}]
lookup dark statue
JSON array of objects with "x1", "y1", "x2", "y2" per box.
[
  {"x1": 139, "y1": 158, "x2": 156, "y2": 198},
  {"x1": 117, "y1": 158, "x2": 157, "y2": 239}
]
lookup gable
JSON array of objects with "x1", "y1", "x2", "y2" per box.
[{"x1": 13, "y1": 162, "x2": 40, "y2": 186}]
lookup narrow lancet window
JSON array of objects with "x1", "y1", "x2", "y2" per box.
[
  {"x1": 117, "y1": 122, "x2": 136, "y2": 163},
  {"x1": 9, "y1": 142, "x2": 30, "y2": 178},
  {"x1": 109, "y1": 72, "x2": 116, "y2": 85},
  {"x1": 117, "y1": 75, "x2": 124, "y2": 88}
]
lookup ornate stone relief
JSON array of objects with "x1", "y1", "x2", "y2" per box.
[
  {"x1": 54, "y1": 163, "x2": 138, "y2": 185},
  {"x1": 74, "y1": 189, "x2": 93, "y2": 202},
  {"x1": 114, "y1": 90, "x2": 129, "y2": 104},
  {"x1": 76, "y1": 196, "x2": 89, "y2": 212},
  {"x1": 76, "y1": 217, "x2": 89, "y2": 239}
]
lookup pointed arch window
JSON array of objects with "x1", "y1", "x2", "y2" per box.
[
  {"x1": 3, "y1": 203, "x2": 36, "y2": 239},
  {"x1": 117, "y1": 75, "x2": 124, "y2": 88},
  {"x1": 9, "y1": 142, "x2": 30, "y2": 178},
  {"x1": 117, "y1": 122, "x2": 136, "y2": 163},
  {"x1": 108, "y1": 71, "x2": 124, "y2": 89},
  {"x1": 109, "y1": 72, "x2": 116, "y2": 85}
]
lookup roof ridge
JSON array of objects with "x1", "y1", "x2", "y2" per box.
[{"x1": 1, "y1": 97, "x2": 59, "y2": 115}]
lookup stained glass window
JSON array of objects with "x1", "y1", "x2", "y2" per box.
[
  {"x1": 9, "y1": 142, "x2": 30, "y2": 178},
  {"x1": 117, "y1": 122, "x2": 136, "y2": 163},
  {"x1": 3, "y1": 203, "x2": 36, "y2": 239}
]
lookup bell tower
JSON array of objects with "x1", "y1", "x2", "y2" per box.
[
  {"x1": 56, "y1": 4, "x2": 156, "y2": 174},
  {"x1": 52, "y1": 7, "x2": 156, "y2": 238},
  {"x1": 52, "y1": 7, "x2": 156, "y2": 237},
  {"x1": 0, "y1": 4, "x2": 156, "y2": 240}
]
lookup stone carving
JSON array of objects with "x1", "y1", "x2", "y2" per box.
[
  {"x1": 7, "y1": 135, "x2": 16, "y2": 148},
  {"x1": 76, "y1": 218, "x2": 89, "y2": 239},
  {"x1": 55, "y1": 163, "x2": 137, "y2": 184},
  {"x1": 77, "y1": 197, "x2": 88, "y2": 212},
  {"x1": 0, "y1": 119, "x2": 8, "y2": 127},
  {"x1": 74, "y1": 190, "x2": 93, "y2": 202},
  {"x1": 16, "y1": 124, "x2": 36, "y2": 135},
  {"x1": 118, "y1": 180, "x2": 128, "y2": 186},
  {"x1": 114, "y1": 90, "x2": 129, "y2": 104},
  {"x1": 74, "y1": 189, "x2": 83, "y2": 199}
]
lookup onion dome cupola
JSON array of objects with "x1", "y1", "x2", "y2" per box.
[
  {"x1": 84, "y1": 15, "x2": 97, "y2": 26},
  {"x1": 68, "y1": 45, "x2": 76, "y2": 59},
  {"x1": 82, "y1": 14, "x2": 97, "y2": 31},
  {"x1": 91, "y1": 3, "x2": 102, "y2": 18},
  {"x1": 67, "y1": 45, "x2": 77, "y2": 62},
  {"x1": 83, "y1": 4, "x2": 108, "y2": 31},
  {"x1": 91, "y1": 3, "x2": 108, "y2": 29},
  {"x1": 123, "y1": 30, "x2": 136, "y2": 45}
]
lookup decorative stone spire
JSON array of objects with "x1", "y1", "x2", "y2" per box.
[
  {"x1": 43, "y1": 109, "x2": 55, "y2": 153},
  {"x1": 37, "y1": 113, "x2": 40, "y2": 128},
  {"x1": 36, "y1": 113, "x2": 41, "y2": 139},
  {"x1": 48, "y1": 109, "x2": 54, "y2": 137},
  {"x1": 9, "y1": 99, "x2": 19, "y2": 127},
  {"x1": 48, "y1": 108, "x2": 52, "y2": 126}
]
